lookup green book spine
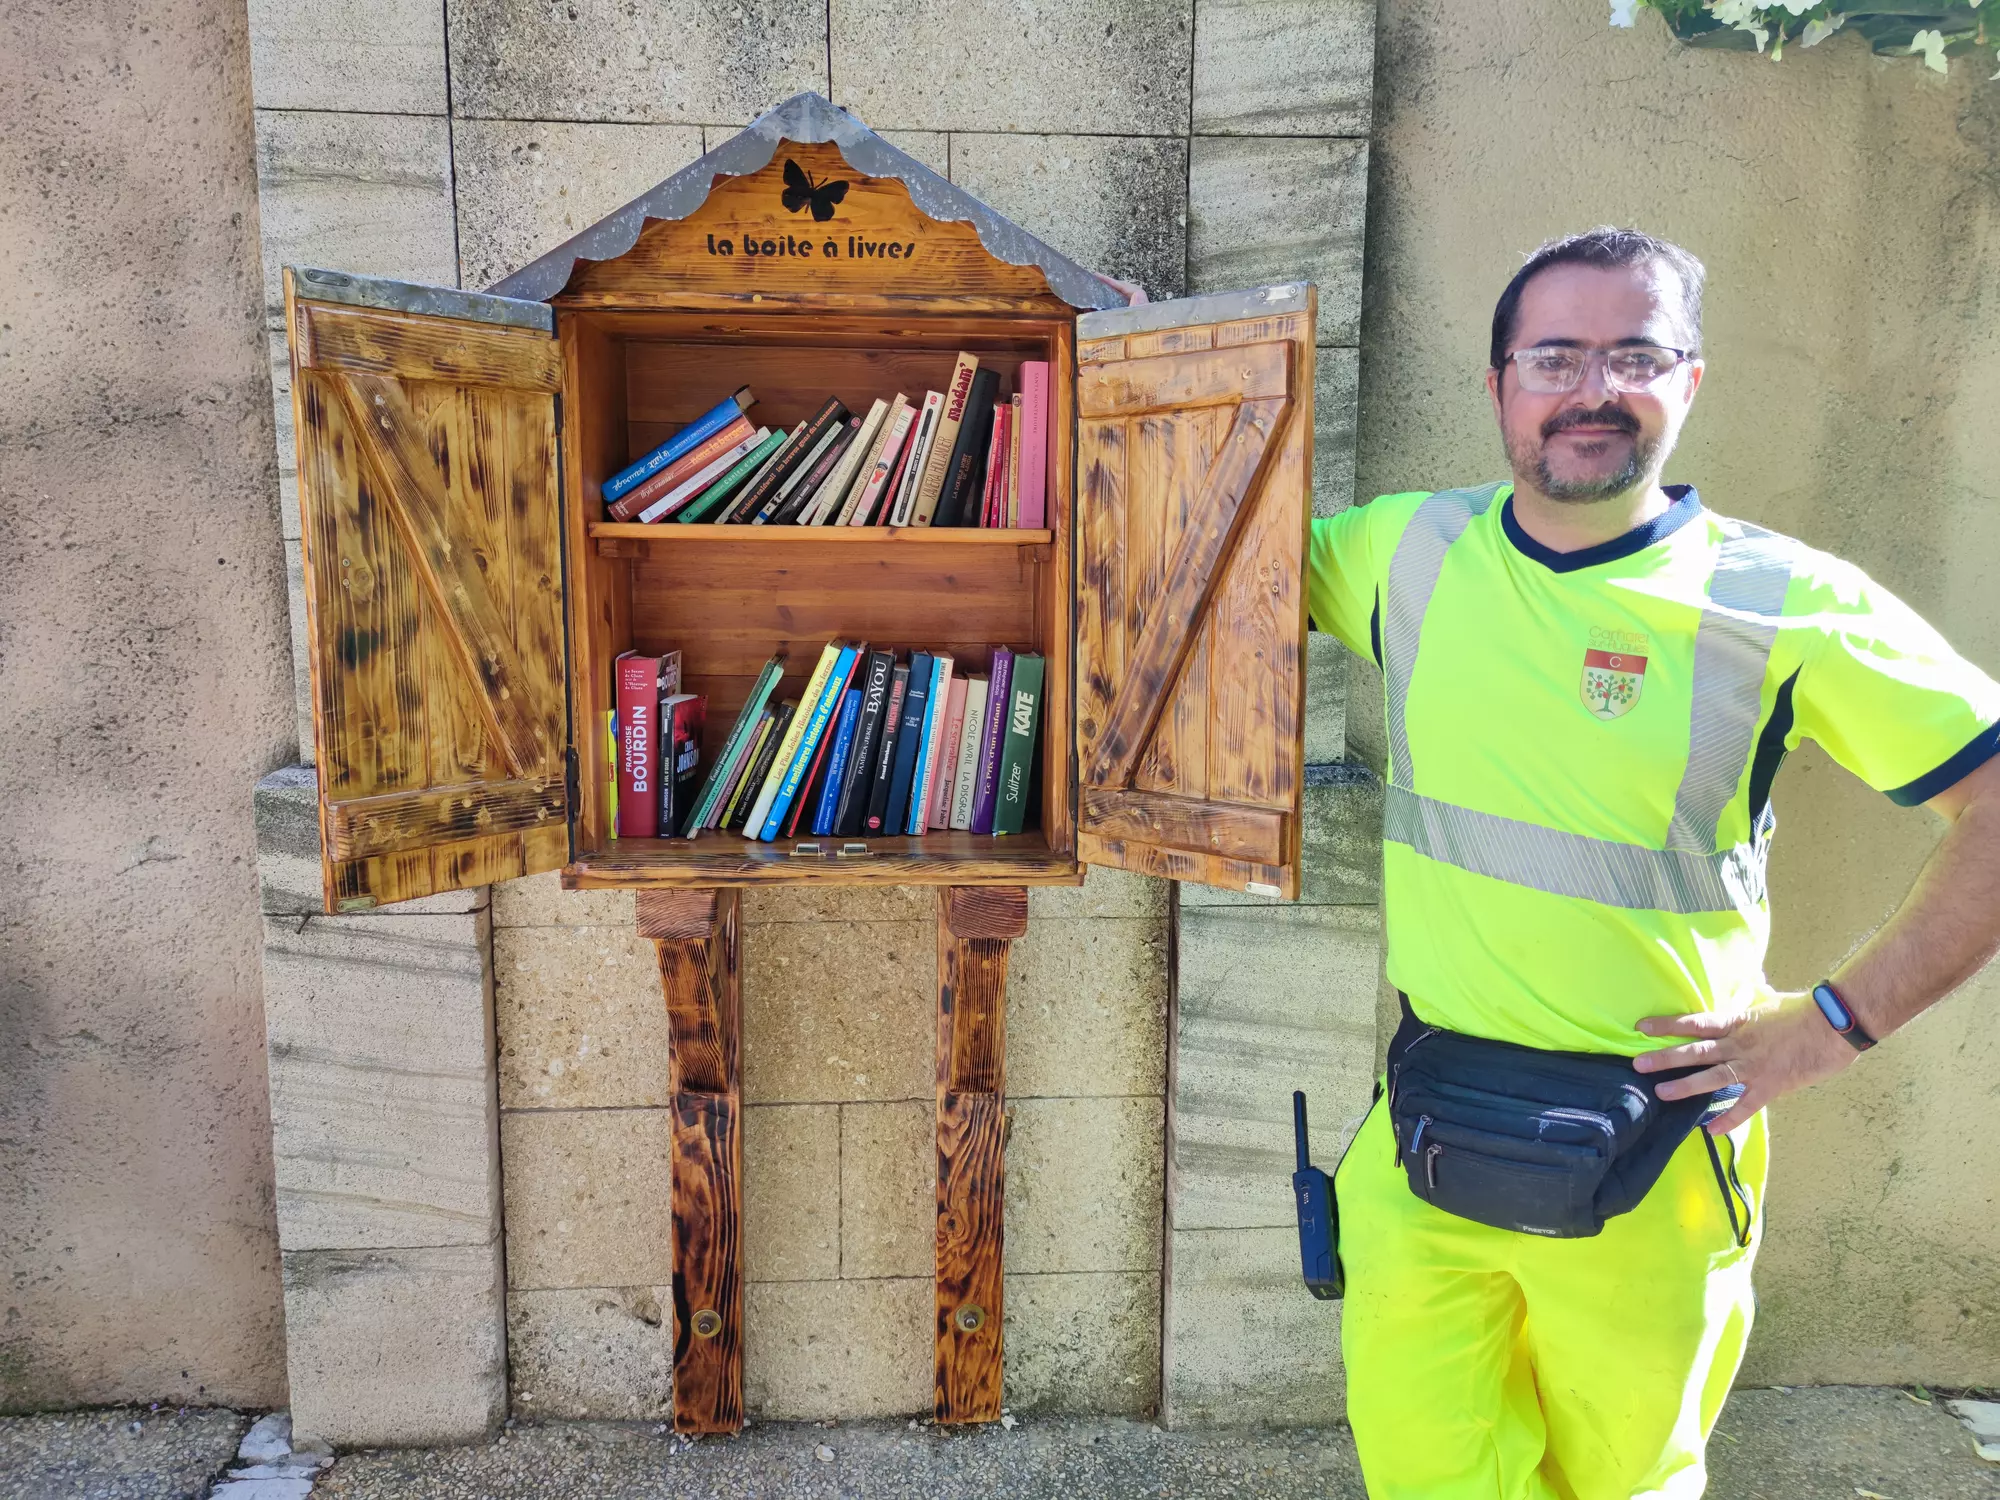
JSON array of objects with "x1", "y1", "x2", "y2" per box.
[
  {"x1": 679, "y1": 657, "x2": 781, "y2": 834},
  {"x1": 990, "y1": 653, "x2": 1044, "y2": 836},
  {"x1": 677, "y1": 428, "x2": 786, "y2": 524}
]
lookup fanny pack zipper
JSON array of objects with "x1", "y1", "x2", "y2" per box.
[{"x1": 1388, "y1": 1025, "x2": 1438, "y2": 1163}]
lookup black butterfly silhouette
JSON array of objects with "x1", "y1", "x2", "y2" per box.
[{"x1": 781, "y1": 158, "x2": 849, "y2": 222}]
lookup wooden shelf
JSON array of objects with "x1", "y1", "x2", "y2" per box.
[
  {"x1": 564, "y1": 831, "x2": 1081, "y2": 889},
  {"x1": 590, "y1": 522, "x2": 1053, "y2": 546}
]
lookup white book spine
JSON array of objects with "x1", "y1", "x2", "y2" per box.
[
  {"x1": 910, "y1": 655, "x2": 954, "y2": 832},
  {"x1": 948, "y1": 677, "x2": 989, "y2": 830},
  {"x1": 837, "y1": 396, "x2": 906, "y2": 526},
  {"x1": 888, "y1": 392, "x2": 944, "y2": 527},
  {"x1": 806, "y1": 399, "x2": 888, "y2": 526},
  {"x1": 846, "y1": 399, "x2": 914, "y2": 525}
]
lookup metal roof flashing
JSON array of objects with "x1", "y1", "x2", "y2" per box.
[{"x1": 485, "y1": 93, "x2": 1132, "y2": 312}]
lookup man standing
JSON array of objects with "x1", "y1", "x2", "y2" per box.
[{"x1": 1306, "y1": 227, "x2": 2000, "y2": 1497}]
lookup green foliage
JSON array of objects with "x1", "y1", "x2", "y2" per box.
[{"x1": 1615, "y1": 1, "x2": 1998, "y2": 77}]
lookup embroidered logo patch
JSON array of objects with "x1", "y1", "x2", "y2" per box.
[{"x1": 1581, "y1": 648, "x2": 1647, "y2": 720}]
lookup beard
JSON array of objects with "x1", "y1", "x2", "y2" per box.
[{"x1": 1506, "y1": 404, "x2": 1661, "y2": 504}]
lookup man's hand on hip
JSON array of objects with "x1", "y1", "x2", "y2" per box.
[{"x1": 1632, "y1": 991, "x2": 1857, "y2": 1135}]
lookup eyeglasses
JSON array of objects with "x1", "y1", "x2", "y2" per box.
[{"x1": 1506, "y1": 344, "x2": 1690, "y2": 395}]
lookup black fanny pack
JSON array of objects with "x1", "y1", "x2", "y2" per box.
[{"x1": 1386, "y1": 996, "x2": 1751, "y2": 1241}]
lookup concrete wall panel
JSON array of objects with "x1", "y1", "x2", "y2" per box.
[{"x1": 0, "y1": 0, "x2": 294, "y2": 1412}]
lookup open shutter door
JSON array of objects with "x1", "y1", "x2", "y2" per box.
[
  {"x1": 286, "y1": 267, "x2": 572, "y2": 911},
  {"x1": 1073, "y1": 284, "x2": 1314, "y2": 899}
]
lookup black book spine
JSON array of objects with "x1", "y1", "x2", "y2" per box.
[
  {"x1": 748, "y1": 398, "x2": 848, "y2": 524},
  {"x1": 772, "y1": 418, "x2": 858, "y2": 526},
  {"x1": 727, "y1": 702, "x2": 794, "y2": 831},
  {"x1": 835, "y1": 650, "x2": 895, "y2": 836},
  {"x1": 936, "y1": 368, "x2": 1001, "y2": 527},
  {"x1": 882, "y1": 652, "x2": 933, "y2": 836},
  {"x1": 862, "y1": 663, "x2": 911, "y2": 836},
  {"x1": 720, "y1": 428, "x2": 804, "y2": 528}
]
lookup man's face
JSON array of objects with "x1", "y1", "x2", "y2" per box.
[{"x1": 1485, "y1": 261, "x2": 1703, "y2": 504}]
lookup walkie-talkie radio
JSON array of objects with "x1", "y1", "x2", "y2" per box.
[{"x1": 1292, "y1": 1090, "x2": 1343, "y2": 1300}]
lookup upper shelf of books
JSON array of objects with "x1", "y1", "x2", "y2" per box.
[{"x1": 589, "y1": 522, "x2": 1052, "y2": 546}]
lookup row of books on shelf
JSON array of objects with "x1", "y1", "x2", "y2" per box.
[
  {"x1": 613, "y1": 642, "x2": 1045, "y2": 844},
  {"x1": 600, "y1": 351, "x2": 1049, "y2": 530}
]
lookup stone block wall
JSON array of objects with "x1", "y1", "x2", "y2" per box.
[{"x1": 491, "y1": 871, "x2": 1169, "y2": 1420}]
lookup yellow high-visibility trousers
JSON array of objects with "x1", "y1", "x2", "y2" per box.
[{"x1": 1335, "y1": 1095, "x2": 1765, "y2": 1499}]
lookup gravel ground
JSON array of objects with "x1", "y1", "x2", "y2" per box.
[
  {"x1": 0, "y1": 1405, "x2": 249, "y2": 1500},
  {"x1": 1708, "y1": 1386, "x2": 2000, "y2": 1500},
  {"x1": 313, "y1": 1417, "x2": 1364, "y2": 1500},
  {"x1": 3, "y1": 1387, "x2": 1995, "y2": 1499}
]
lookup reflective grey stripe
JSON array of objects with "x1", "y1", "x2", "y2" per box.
[
  {"x1": 1385, "y1": 784, "x2": 1767, "y2": 915},
  {"x1": 1664, "y1": 520, "x2": 1796, "y2": 852},
  {"x1": 1383, "y1": 484, "x2": 1506, "y2": 786}
]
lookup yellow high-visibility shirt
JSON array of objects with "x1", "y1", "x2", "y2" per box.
[{"x1": 1307, "y1": 483, "x2": 2000, "y2": 1053}]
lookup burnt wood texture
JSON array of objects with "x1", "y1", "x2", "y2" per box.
[
  {"x1": 1074, "y1": 303, "x2": 1316, "y2": 898},
  {"x1": 287, "y1": 275, "x2": 571, "y2": 910},
  {"x1": 934, "y1": 885, "x2": 1027, "y2": 1423},
  {"x1": 642, "y1": 889, "x2": 745, "y2": 1434}
]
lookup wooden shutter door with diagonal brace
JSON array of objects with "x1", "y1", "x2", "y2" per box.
[
  {"x1": 286, "y1": 268, "x2": 573, "y2": 911},
  {"x1": 1073, "y1": 284, "x2": 1314, "y2": 899}
]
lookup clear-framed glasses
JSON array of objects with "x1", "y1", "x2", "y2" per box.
[{"x1": 1507, "y1": 344, "x2": 1689, "y2": 395}]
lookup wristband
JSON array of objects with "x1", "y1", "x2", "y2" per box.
[{"x1": 1812, "y1": 981, "x2": 1877, "y2": 1052}]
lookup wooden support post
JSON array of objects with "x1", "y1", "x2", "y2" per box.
[
  {"x1": 934, "y1": 884, "x2": 1028, "y2": 1424},
  {"x1": 640, "y1": 888, "x2": 743, "y2": 1435}
]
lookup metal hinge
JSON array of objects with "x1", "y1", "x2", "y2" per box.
[
  {"x1": 553, "y1": 392, "x2": 564, "y2": 438},
  {"x1": 564, "y1": 745, "x2": 580, "y2": 810}
]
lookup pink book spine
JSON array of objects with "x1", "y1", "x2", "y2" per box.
[
  {"x1": 928, "y1": 677, "x2": 969, "y2": 828},
  {"x1": 1018, "y1": 361, "x2": 1048, "y2": 529}
]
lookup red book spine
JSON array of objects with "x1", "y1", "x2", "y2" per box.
[
  {"x1": 608, "y1": 416, "x2": 758, "y2": 521},
  {"x1": 616, "y1": 654, "x2": 661, "y2": 838}
]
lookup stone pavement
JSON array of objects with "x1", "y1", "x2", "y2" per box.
[{"x1": 4, "y1": 1387, "x2": 1997, "y2": 1499}]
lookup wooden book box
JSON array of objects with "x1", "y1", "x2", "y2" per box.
[{"x1": 283, "y1": 93, "x2": 1316, "y2": 1434}]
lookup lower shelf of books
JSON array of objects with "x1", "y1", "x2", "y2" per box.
[{"x1": 564, "y1": 831, "x2": 1080, "y2": 889}]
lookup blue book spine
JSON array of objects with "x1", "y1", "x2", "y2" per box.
[
  {"x1": 905, "y1": 656, "x2": 946, "y2": 833},
  {"x1": 811, "y1": 689, "x2": 863, "y2": 837},
  {"x1": 883, "y1": 653, "x2": 933, "y2": 837},
  {"x1": 760, "y1": 647, "x2": 857, "y2": 841},
  {"x1": 603, "y1": 392, "x2": 746, "y2": 502}
]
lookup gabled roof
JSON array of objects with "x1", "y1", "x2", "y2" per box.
[{"x1": 487, "y1": 92, "x2": 1132, "y2": 312}]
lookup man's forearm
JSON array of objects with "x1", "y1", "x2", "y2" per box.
[{"x1": 1832, "y1": 767, "x2": 2000, "y2": 1039}]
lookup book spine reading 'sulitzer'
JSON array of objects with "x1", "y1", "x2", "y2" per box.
[{"x1": 991, "y1": 653, "x2": 1043, "y2": 836}]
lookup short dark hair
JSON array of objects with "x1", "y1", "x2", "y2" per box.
[{"x1": 1489, "y1": 227, "x2": 1706, "y2": 371}]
